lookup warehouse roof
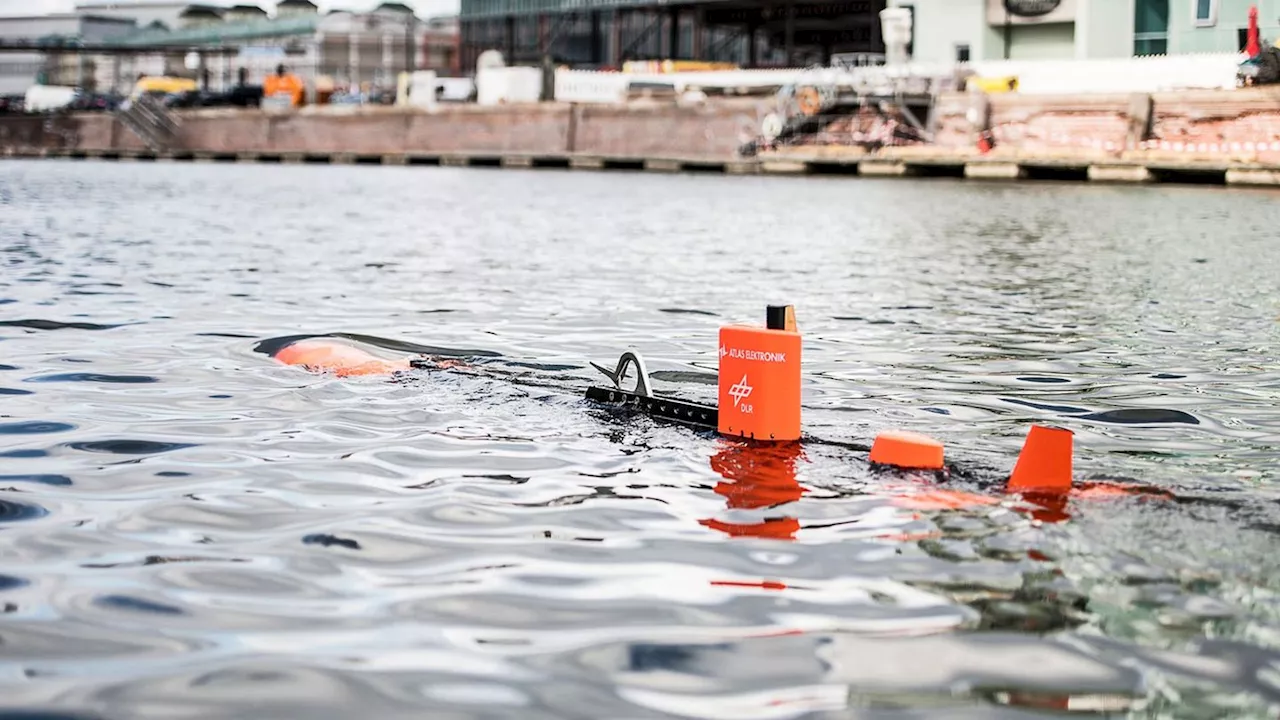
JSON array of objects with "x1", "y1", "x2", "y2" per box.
[{"x1": 109, "y1": 13, "x2": 319, "y2": 45}]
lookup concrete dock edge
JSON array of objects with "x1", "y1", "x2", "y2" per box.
[
  {"x1": 858, "y1": 161, "x2": 909, "y2": 177},
  {"x1": 569, "y1": 156, "x2": 604, "y2": 170},
  {"x1": 758, "y1": 159, "x2": 807, "y2": 174},
  {"x1": 965, "y1": 162, "x2": 1025, "y2": 180},
  {"x1": 5, "y1": 147, "x2": 1277, "y2": 190},
  {"x1": 1088, "y1": 165, "x2": 1154, "y2": 183},
  {"x1": 1226, "y1": 168, "x2": 1280, "y2": 186},
  {"x1": 643, "y1": 158, "x2": 682, "y2": 172}
]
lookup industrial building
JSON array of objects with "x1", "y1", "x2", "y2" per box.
[
  {"x1": 111, "y1": 2, "x2": 439, "y2": 87},
  {"x1": 0, "y1": 14, "x2": 141, "y2": 94},
  {"x1": 458, "y1": 0, "x2": 891, "y2": 72},
  {"x1": 0, "y1": 2, "x2": 462, "y2": 98},
  {"x1": 72, "y1": 1, "x2": 201, "y2": 31}
]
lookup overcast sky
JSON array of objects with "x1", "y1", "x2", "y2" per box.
[{"x1": 0, "y1": 0, "x2": 461, "y2": 19}]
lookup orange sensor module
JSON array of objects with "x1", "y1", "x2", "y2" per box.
[{"x1": 718, "y1": 305, "x2": 802, "y2": 442}]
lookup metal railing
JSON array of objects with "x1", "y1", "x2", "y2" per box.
[
  {"x1": 830, "y1": 52, "x2": 887, "y2": 68},
  {"x1": 115, "y1": 93, "x2": 180, "y2": 151}
]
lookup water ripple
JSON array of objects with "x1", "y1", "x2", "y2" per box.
[
  {"x1": 0, "y1": 574, "x2": 28, "y2": 591},
  {"x1": 63, "y1": 440, "x2": 198, "y2": 455},
  {"x1": 25, "y1": 373, "x2": 159, "y2": 384},
  {"x1": 0, "y1": 319, "x2": 129, "y2": 331},
  {"x1": 0, "y1": 499, "x2": 49, "y2": 522},
  {"x1": 93, "y1": 594, "x2": 186, "y2": 616},
  {"x1": 0, "y1": 475, "x2": 73, "y2": 487},
  {"x1": 0, "y1": 422, "x2": 75, "y2": 435}
]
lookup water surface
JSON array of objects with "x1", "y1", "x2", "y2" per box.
[{"x1": 2, "y1": 160, "x2": 1279, "y2": 719}]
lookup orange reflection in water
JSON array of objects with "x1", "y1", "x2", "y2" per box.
[
  {"x1": 889, "y1": 484, "x2": 1073, "y2": 523},
  {"x1": 696, "y1": 436, "x2": 1173, "y2": 546},
  {"x1": 889, "y1": 480, "x2": 1173, "y2": 524},
  {"x1": 699, "y1": 440, "x2": 807, "y2": 541}
]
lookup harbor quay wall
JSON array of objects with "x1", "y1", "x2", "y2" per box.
[
  {"x1": 926, "y1": 89, "x2": 1280, "y2": 160},
  {"x1": 2, "y1": 89, "x2": 1279, "y2": 164},
  {"x1": 0, "y1": 100, "x2": 760, "y2": 160}
]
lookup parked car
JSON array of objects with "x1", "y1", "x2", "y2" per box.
[
  {"x1": 68, "y1": 92, "x2": 122, "y2": 112},
  {"x1": 219, "y1": 84, "x2": 263, "y2": 108},
  {"x1": 160, "y1": 86, "x2": 264, "y2": 109},
  {"x1": 161, "y1": 90, "x2": 206, "y2": 108},
  {"x1": 130, "y1": 76, "x2": 198, "y2": 100},
  {"x1": 1239, "y1": 41, "x2": 1280, "y2": 86},
  {"x1": 0, "y1": 95, "x2": 24, "y2": 114}
]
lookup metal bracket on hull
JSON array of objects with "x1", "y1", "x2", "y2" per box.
[
  {"x1": 584, "y1": 385, "x2": 719, "y2": 430},
  {"x1": 586, "y1": 351, "x2": 718, "y2": 430},
  {"x1": 590, "y1": 351, "x2": 653, "y2": 397}
]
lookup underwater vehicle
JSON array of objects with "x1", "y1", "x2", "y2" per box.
[{"x1": 265, "y1": 305, "x2": 1175, "y2": 515}]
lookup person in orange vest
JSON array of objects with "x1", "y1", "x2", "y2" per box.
[{"x1": 263, "y1": 64, "x2": 304, "y2": 107}]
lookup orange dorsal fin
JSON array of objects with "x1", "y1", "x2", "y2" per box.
[{"x1": 1007, "y1": 425, "x2": 1074, "y2": 494}]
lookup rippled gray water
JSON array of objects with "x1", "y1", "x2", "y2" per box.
[{"x1": 2, "y1": 160, "x2": 1279, "y2": 719}]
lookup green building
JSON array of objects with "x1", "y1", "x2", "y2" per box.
[
  {"x1": 887, "y1": 0, "x2": 1276, "y2": 63},
  {"x1": 1137, "y1": 0, "x2": 1278, "y2": 54}
]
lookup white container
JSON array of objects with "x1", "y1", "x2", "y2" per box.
[
  {"x1": 438, "y1": 77, "x2": 475, "y2": 102},
  {"x1": 24, "y1": 85, "x2": 78, "y2": 113},
  {"x1": 476, "y1": 66, "x2": 543, "y2": 106},
  {"x1": 398, "y1": 70, "x2": 439, "y2": 109},
  {"x1": 880, "y1": 8, "x2": 913, "y2": 66},
  {"x1": 554, "y1": 69, "x2": 628, "y2": 104}
]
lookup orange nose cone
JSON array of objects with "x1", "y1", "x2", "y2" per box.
[
  {"x1": 1007, "y1": 425, "x2": 1074, "y2": 494},
  {"x1": 869, "y1": 430, "x2": 945, "y2": 470},
  {"x1": 273, "y1": 340, "x2": 409, "y2": 377}
]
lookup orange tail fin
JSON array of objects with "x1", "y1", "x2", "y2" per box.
[
  {"x1": 1007, "y1": 425, "x2": 1074, "y2": 494},
  {"x1": 869, "y1": 430, "x2": 945, "y2": 470},
  {"x1": 273, "y1": 340, "x2": 410, "y2": 377}
]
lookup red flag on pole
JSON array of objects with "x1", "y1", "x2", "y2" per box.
[{"x1": 1246, "y1": 5, "x2": 1261, "y2": 57}]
